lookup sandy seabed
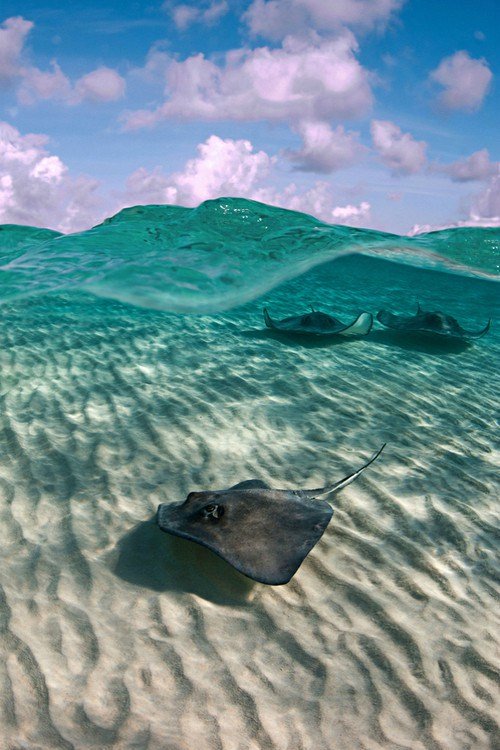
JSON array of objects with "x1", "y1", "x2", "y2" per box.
[{"x1": 0, "y1": 256, "x2": 498, "y2": 750}]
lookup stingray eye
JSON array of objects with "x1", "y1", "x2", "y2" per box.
[{"x1": 201, "y1": 503, "x2": 224, "y2": 520}]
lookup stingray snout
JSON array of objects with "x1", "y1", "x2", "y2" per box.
[
  {"x1": 157, "y1": 502, "x2": 183, "y2": 531},
  {"x1": 157, "y1": 497, "x2": 224, "y2": 536}
]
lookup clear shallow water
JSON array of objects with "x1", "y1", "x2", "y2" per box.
[{"x1": 0, "y1": 202, "x2": 499, "y2": 750}]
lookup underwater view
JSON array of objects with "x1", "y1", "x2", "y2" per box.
[{"x1": 0, "y1": 198, "x2": 498, "y2": 750}]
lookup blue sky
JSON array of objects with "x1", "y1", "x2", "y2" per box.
[{"x1": 0, "y1": 0, "x2": 498, "y2": 233}]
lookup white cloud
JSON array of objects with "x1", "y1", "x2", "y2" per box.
[
  {"x1": 0, "y1": 15, "x2": 125, "y2": 106},
  {"x1": 124, "y1": 135, "x2": 274, "y2": 206},
  {"x1": 244, "y1": 0, "x2": 404, "y2": 40},
  {"x1": 371, "y1": 119, "x2": 427, "y2": 175},
  {"x1": 0, "y1": 121, "x2": 103, "y2": 231},
  {"x1": 430, "y1": 51, "x2": 492, "y2": 111},
  {"x1": 17, "y1": 61, "x2": 72, "y2": 105},
  {"x1": 123, "y1": 135, "x2": 371, "y2": 227},
  {"x1": 263, "y1": 184, "x2": 371, "y2": 226},
  {"x1": 435, "y1": 149, "x2": 499, "y2": 182},
  {"x1": 17, "y1": 63, "x2": 126, "y2": 106},
  {"x1": 331, "y1": 201, "x2": 371, "y2": 223},
  {"x1": 168, "y1": 1, "x2": 228, "y2": 30},
  {"x1": 73, "y1": 66, "x2": 126, "y2": 103},
  {"x1": 409, "y1": 175, "x2": 500, "y2": 234},
  {"x1": 286, "y1": 120, "x2": 364, "y2": 173},
  {"x1": 408, "y1": 217, "x2": 499, "y2": 234},
  {"x1": 0, "y1": 16, "x2": 32, "y2": 85},
  {"x1": 29, "y1": 155, "x2": 67, "y2": 183},
  {"x1": 1, "y1": 126, "x2": 374, "y2": 232},
  {"x1": 253, "y1": 180, "x2": 335, "y2": 220},
  {"x1": 170, "y1": 4, "x2": 198, "y2": 29},
  {"x1": 470, "y1": 175, "x2": 500, "y2": 222},
  {"x1": 123, "y1": 32, "x2": 373, "y2": 129}
]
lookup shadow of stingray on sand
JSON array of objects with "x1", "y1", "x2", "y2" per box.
[
  {"x1": 240, "y1": 328, "x2": 360, "y2": 349},
  {"x1": 110, "y1": 518, "x2": 257, "y2": 606},
  {"x1": 367, "y1": 329, "x2": 472, "y2": 354},
  {"x1": 240, "y1": 327, "x2": 472, "y2": 354}
]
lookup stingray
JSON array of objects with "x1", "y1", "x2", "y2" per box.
[
  {"x1": 263, "y1": 307, "x2": 373, "y2": 337},
  {"x1": 376, "y1": 304, "x2": 491, "y2": 339},
  {"x1": 157, "y1": 444, "x2": 385, "y2": 585}
]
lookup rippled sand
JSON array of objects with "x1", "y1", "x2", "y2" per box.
[{"x1": 0, "y1": 256, "x2": 498, "y2": 750}]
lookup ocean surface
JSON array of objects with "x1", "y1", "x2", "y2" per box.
[{"x1": 0, "y1": 198, "x2": 498, "y2": 750}]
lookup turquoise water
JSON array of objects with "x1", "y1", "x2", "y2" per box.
[
  {"x1": 1, "y1": 198, "x2": 498, "y2": 312},
  {"x1": 0, "y1": 199, "x2": 498, "y2": 749}
]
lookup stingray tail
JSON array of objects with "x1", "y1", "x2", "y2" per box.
[
  {"x1": 296, "y1": 444, "x2": 386, "y2": 500},
  {"x1": 263, "y1": 308, "x2": 276, "y2": 329},
  {"x1": 468, "y1": 318, "x2": 492, "y2": 338}
]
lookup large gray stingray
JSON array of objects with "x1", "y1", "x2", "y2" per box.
[
  {"x1": 263, "y1": 307, "x2": 373, "y2": 337},
  {"x1": 157, "y1": 445, "x2": 385, "y2": 585},
  {"x1": 377, "y1": 304, "x2": 491, "y2": 339}
]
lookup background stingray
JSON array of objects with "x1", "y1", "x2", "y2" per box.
[
  {"x1": 157, "y1": 445, "x2": 385, "y2": 585},
  {"x1": 376, "y1": 303, "x2": 491, "y2": 339},
  {"x1": 263, "y1": 307, "x2": 373, "y2": 336}
]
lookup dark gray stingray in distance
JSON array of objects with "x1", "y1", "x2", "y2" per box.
[
  {"x1": 157, "y1": 445, "x2": 385, "y2": 585},
  {"x1": 263, "y1": 307, "x2": 373, "y2": 337},
  {"x1": 377, "y1": 304, "x2": 491, "y2": 339}
]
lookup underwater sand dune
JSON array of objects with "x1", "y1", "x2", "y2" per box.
[{"x1": 0, "y1": 254, "x2": 498, "y2": 750}]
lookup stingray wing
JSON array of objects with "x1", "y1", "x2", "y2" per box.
[
  {"x1": 376, "y1": 309, "x2": 415, "y2": 331},
  {"x1": 157, "y1": 489, "x2": 333, "y2": 585},
  {"x1": 458, "y1": 319, "x2": 491, "y2": 339},
  {"x1": 264, "y1": 308, "x2": 372, "y2": 336},
  {"x1": 204, "y1": 491, "x2": 334, "y2": 585},
  {"x1": 228, "y1": 479, "x2": 271, "y2": 490},
  {"x1": 263, "y1": 308, "x2": 314, "y2": 332},
  {"x1": 337, "y1": 312, "x2": 373, "y2": 337}
]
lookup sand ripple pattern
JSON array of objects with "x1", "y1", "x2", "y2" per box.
[{"x1": 0, "y1": 256, "x2": 498, "y2": 749}]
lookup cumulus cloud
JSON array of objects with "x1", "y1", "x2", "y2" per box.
[
  {"x1": 168, "y1": 1, "x2": 228, "y2": 30},
  {"x1": 409, "y1": 175, "x2": 500, "y2": 234},
  {"x1": 244, "y1": 0, "x2": 404, "y2": 40},
  {"x1": 22, "y1": 65, "x2": 126, "y2": 106},
  {"x1": 430, "y1": 51, "x2": 492, "y2": 111},
  {"x1": 73, "y1": 67, "x2": 126, "y2": 103},
  {"x1": 1, "y1": 126, "x2": 374, "y2": 231},
  {"x1": 0, "y1": 121, "x2": 103, "y2": 231},
  {"x1": 371, "y1": 119, "x2": 427, "y2": 175},
  {"x1": 17, "y1": 63, "x2": 126, "y2": 105},
  {"x1": 470, "y1": 175, "x2": 500, "y2": 222},
  {"x1": 123, "y1": 32, "x2": 373, "y2": 129},
  {"x1": 286, "y1": 120, "x2": 364, "y2": 173},
  {"x1": 0, "y1": 15, "x2": 33, "y2": 85},
  {"x1": 434, "y1": 149, "x2": 499, "y2": 182},
  {"x1": 17, "y1": 61, "x2": 72, "y2": 105},
  {"x1": 331, "y1": 201, "x2": 371, "y2": 223},
  {"x1": 252, "y1": 180, "x2": 334, "y2": 220},
  {"x1": 262, "y1": 184, "x2": 371, "y2": 226},
  {"x1": 0, "y1": 15, "x2": 125, "y2": 105},
  {"x1": 124, "y1": 135, "x2": 274, "y2": 206},
  {"x1": 124, "y1": 135, "x2": 371, "y2": 227}
]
